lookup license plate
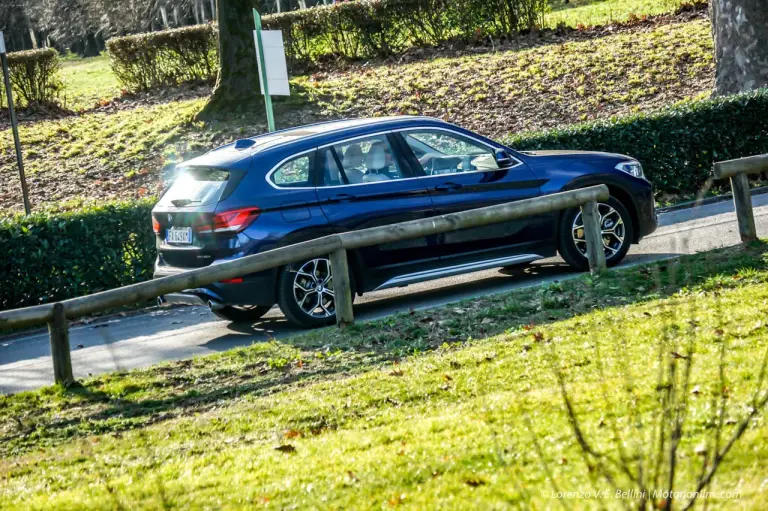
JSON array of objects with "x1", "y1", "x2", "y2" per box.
[{"x1": 166, "y1": 227, "x2": 192, "y2": 244}]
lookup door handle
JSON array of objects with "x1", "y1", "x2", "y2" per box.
[
  {"x1": 328, "y1": 193, "x2": 356, "y2": 202},
  {"x1": 434, "y1": 182, "x2": 462, "y2": 192}
]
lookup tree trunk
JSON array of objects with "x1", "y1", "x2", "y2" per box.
[
  {"x1": 160, "y1": 6, "x2": 170, "y2": 29},
  {"x1": 711, "y1": 0, "x2": 768, "y2": 95},
  {"x1": 199, "y1": 0, "x2": 261, "y2": 116}
]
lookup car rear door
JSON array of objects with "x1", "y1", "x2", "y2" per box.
[
  {"x1": 313, "y1": 133, "x2": 441, "y2": 290},
  {"x1": 395, "y1": 128, "x2": 549, "y2": 262}
]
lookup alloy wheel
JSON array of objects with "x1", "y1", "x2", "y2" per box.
[
  {"x1": 571, "y1": 203, "x2": 626, "y2": 259},
  {"x1": 292, "y1": 258, "x2": 335, "y2": 318}
]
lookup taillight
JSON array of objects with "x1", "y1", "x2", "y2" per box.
[
  {"x1": 198, "y1": 207, "x2": 260, "y2": 234},
  {"x1": 152, "y1": 216, "x2": 160, "y2": 234}
]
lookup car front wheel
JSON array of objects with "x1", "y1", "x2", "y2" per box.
[{"x1": 558, "y1": 196, "x2": 633, "y2": 271}]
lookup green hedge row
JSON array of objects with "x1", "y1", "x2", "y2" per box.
[
  {"x1": 106, "y1": 24, "x2": 218, "y2": 91},
  {"x1": 508, "y1": 89, "x2": 768, "y2": 197},
  {"x1": 0, "y1": 200, "x2": 155, "y2": 311},
  {"x1": 264, "y1": 0, "x2": 548, "y2": 63},
  {"x1": 107, "y1": 0, "x2": 547, "y2": 90},
  {"x1": 1, "y1": 48, "x2": 62, "y2": 108}
]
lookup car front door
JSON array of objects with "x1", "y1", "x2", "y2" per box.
[
  {"x1": 396, "y1": 128, "x2": 549, "y2": 262},
  {"x1": 314, "y1": 133, "x2": 441, "y2": 291}
]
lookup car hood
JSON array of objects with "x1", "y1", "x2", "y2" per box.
[{"x1": 520, "y1": 149, "x2": 632, "y2": 161}]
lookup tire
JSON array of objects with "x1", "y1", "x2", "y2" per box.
[
  {"x1": 558, "y1": 196, "x2": 634, "y2": 271},
  {"x1": 277, "y1": 257, "x2": 354, "y2": 328},
  {"x1": 211, "y1": 304, "x2": 272, "y2": 323}
]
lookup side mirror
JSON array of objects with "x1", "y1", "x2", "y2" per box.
[{"x1": 494, "y1": 149, "x2": 514, "y2": 168}]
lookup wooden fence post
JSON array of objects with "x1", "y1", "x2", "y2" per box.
[
  {"x1": 48, "y1": 302, "x2": 74, "y2": 386},
  {"x1": 730, "y1": 172, "x2": 758, "y2": 243},
  {"x1": 581, "y1": 200, "x2": 607, "y2": 275},
  {"x1": 329, "y1": 248, "x2": 355, "y2": 327}
]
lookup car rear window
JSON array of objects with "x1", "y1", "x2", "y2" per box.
[{"x1": 159, "y1": 167, "x2": 230, "y2": 207}]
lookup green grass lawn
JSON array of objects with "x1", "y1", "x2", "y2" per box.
[
  {"x1": 59, "y1": 55, "x2": 123, "y2": 111},
  {"x1": 1, "y1": 243, "x2": 767, "y2": 509},
  {"x1": 545, "y1": 0, "x2": 692, "y2": 27}
]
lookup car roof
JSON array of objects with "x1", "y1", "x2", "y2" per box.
[{"x1": 181, "y1": 116, "x2": 459, "y2": 169}]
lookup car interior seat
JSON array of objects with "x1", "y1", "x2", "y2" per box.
[
  {"x1": 362, "y1": 142, "x2": 391, "y2": 182},
  {"x1": 341, "y1": 145, "x2": 365, "y2": 184}
]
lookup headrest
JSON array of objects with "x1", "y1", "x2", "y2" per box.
[
  {"x1": 342, "y1": 145, "x2": 364, "y2": 168},
  {"x1": 365, "y1": 142, "x2": 387, "y2": 171}
]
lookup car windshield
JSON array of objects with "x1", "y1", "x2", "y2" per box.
[{"x1": 159, "y1": 167, "x2": 230, "y2": 207}]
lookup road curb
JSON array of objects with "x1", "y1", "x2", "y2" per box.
[{"x1": 657, "y1": 186, "x2": 768, "y2": 214}]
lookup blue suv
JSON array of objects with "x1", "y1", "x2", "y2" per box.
[{"x1": 153, "y1": 116, "x2": 657, "y2": 327}]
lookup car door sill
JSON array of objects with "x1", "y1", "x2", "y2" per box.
[{"x1": 373, "y1": 254, "x2": 543, "y2": 291}]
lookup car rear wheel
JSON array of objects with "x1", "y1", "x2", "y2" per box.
[
  {"x1": 558, "y1": 196, "x2": 633, "y2": 271},
  {"x1": 277, "y1": 257, "x2": 352, "y2": 328},
  {"x1": 211, "y1": 305, "x2": 272, "y2": 323}
]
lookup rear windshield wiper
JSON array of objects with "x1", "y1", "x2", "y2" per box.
[{"x1": 171, "y1": 199, "x2": 201, "y2": 207}]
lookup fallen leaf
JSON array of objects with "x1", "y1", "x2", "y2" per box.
[
  {"x1": 274, "y1": 444, "x2": 296, "y2": 453},
  {"x1": 465, "y1": 477, "x2": 486, "y2": 487},
  {"x1": 284, "y1": 430, "x2": 301, "y2": 439}
]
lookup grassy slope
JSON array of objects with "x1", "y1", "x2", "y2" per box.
[
  {"x1": 0, "y1": 18, "x2": 712, "y2": 215},
  {"x1": 59, "y1": 55, "x2": 122, "y2": 111},
  {"x1": 545, "y1": 0, "x2": 690, "y2": 27},
  {"x1": 1, "y1": 243, "x2": 768, "y2": 509},
  {"x1": 303, "y1": 18, "x2": 713, "y2": 137}
]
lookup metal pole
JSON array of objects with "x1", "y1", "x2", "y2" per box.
[
  {"x1": 253, "y1": 10, "x2": 276, "y2": 132},
  {"x1": 0, "y1": 31, "x2": 31, "y2": 215}
]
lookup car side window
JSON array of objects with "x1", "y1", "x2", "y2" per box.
[
  {"x1": 317, "y1": 148, "x2": 345, "y2": 187},
  {"x1": 332, "y1": 135, "x2": 406, "y2": 184},
  {"x1": 271, "y1": 154, "x2": 311, "y2": 187},
  {"x1": 403, "y1": 130, "x2": 500, "y2": 175}
]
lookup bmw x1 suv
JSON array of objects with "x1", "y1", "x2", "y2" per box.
[{"x1": 153, "y1": 116, "x2": 657, "y2": 328}]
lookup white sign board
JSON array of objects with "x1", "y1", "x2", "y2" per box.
[{"x1": 253, "y1": 30, "x2": 290, "y2": 96}]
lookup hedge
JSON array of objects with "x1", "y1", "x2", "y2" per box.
[
  {"x1": 107, "y1": 0, "x2": 547, "y2": 90},
  {"x1": 106, "y1": 24, "x2": 218, "y2": 91},
  {"x1": 0, "y1": 200, "x2": 155, "y2": 311},
  {"x1": 264, "y1": 0, "x2": 548, "y2": 62},
  {"x1": 508, "y1": 89, "x2": 768, "y2": 197},
  {"x1": 0, "y1": 48, "x2": 62, "y2": 108}
]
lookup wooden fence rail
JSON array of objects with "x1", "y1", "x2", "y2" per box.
[
  {"x1": 0, "y1": 185, "x2": 610, "y2": 386},
  {"x1": 714, "y1": 154, "x2": 768, "y2": 243}
]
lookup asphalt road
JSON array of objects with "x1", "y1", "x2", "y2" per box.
[{"x1": 3, "y1": 194, "x2": 768, "y2": 394}]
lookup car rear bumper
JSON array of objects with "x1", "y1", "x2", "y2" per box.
[{"x1": 153, "y1": 262, "x2": 277, "y2": 307}]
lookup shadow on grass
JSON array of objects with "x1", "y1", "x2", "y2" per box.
[{"x1": 1, "y1": 241, "x2": 766, "y2": 455}]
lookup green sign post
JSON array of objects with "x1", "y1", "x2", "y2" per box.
[{"x1": 253, "y1": 9, "x2": 276, "y2": 132}]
